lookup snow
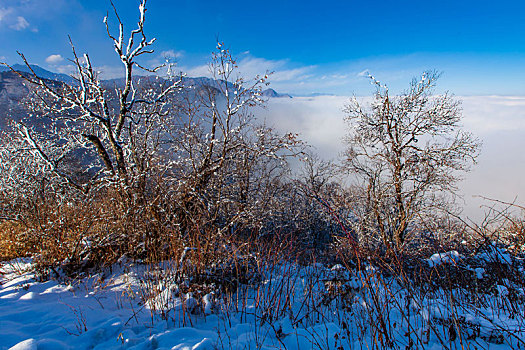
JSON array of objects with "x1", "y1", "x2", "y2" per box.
[
  {"x1": 496, "y1": 285, "x2": 509, "y2": 297},
  {"x1": 427, "y1": 250, "x2": 461, "y2": 267},
  {"x1": 478, "y1": 245, "x2": 513, "y2": 265},
  {"x1": 1, "y1": 257, "x2": 523, "y2": 349},
  {"x1": 475, "y1": 267, "x2": 485, "y2": 279}
]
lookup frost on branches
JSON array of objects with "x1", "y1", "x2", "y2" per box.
[
  {"x1": 0, "y1": 1, "x2": 303, "y2": 262},
  {"x1": 343, "y1": 71, "x2": 481, "y2": 253}
]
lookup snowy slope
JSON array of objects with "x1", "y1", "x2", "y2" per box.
[{"x1": 1, "y1": 257, "x2": 523, "y2": 349}]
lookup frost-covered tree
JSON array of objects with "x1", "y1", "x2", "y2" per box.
[
  {"x1": 1, "y1": 0, "x2": 182, "y2": 194},
  {"x1": 167, "y1": 43, "x2": 303, "y2": 237},
  {"x1": 0, "y1": 0, "x2": 303, "y2": 260},
  {"x1": 343, "y1": 71, "x2": 480, "y2": 252}
]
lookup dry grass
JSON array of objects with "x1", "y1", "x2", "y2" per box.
[
  {"x1": 1, "y1": 175, "x2": 525, "y2": 349},
  {"x1": 0, "y1": 221, "x2": 34, "y2": 261}
]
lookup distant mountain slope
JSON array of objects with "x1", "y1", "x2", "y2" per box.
[
  {"x1": 85, "y1": 74, "x2": 292, "y2": 99},
  {"x1": 0, "y1": 64, "x2": 77, "y2": 85},
  {"x1": 260, "y1": 88, "x2": 292, "y2": 98},
  {"x1": 0, "y1": 65, "x2": 291, "y2": 130},
  {"x1": 0, "y1": 70, "x2": 65, "y2": 130}
]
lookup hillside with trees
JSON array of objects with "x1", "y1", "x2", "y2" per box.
[{"x1": 0, "y1": 2, "x2": 523, "y2": 349}]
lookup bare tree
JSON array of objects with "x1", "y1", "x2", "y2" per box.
[
  {"x1": 0, "y1": 1, "x2": 304, "y2": 264},
  {"x1": 1, "y1": 0, "x2": 182, "y2": 194},
  {"x1": 343, "y1": 71, "x2": 480, "y2": 252},
  {"x1": 167, "y1": 43, "x2": 303, "y2": 237},
  {"x1": 288, "y1": 153, "x2": 339, "y2": 247},
  {"x1": 0, "y1": 0, "x2": 188, "y2": 264}
]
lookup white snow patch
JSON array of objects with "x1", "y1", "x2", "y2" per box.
[{"x1": 427, "y1": 251, "x2": 461, "y2": 267}]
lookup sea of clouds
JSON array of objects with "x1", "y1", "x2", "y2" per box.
[{"x1": 256, "y1": 95, "x2": 525, "y2": 222}]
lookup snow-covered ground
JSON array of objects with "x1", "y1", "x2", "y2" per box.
[
  {"x1": 1, "y1": 260, "x2": 222, "y2": 350},
  {"x1": 1, "y1": 254, "x2": 524, "y2": 349}
]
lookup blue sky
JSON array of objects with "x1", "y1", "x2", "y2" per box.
[{"x1": 2, "y1": 0, "x2": 525, "y2": 95}]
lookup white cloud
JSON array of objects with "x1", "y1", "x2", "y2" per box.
[
  {"x1": 10, "y1": 16, "x2": 29, "y2": 30},
  {"x1": 95, "y1": 65, "x2": 125, "y2": 80},
  {"x1": 45, "y1": 54, "x2": 64, "y2": 64},
  {"x1": 0, "y1": 7, "x2": 33, "y2": 31},
  {"x1": 145, "y1": 50, "x2": 185, "y2": 72},
  {"x1": 357, "y1": 69, "x2": 370, "y2": 77},
  {"x1": 151, "y1": 52, "x2": 525, "y2": 96},
  {"x1": 0, "y1": 7, "x2": 13, "y2": 23},
  {"x1": 272, "y1": 66, "x2": 315, "y2": 82},
  {"x1": 55, "y1": 64, "x2": 77, "y2": 75},
  {"x1": 52, "y1": 63, "x2": 124, "y2": 79},
  {"x1": 160, "y1": 50, "x2": 183, "y2": 59},
  {"x1": 258, "y1": 96, "x2": 348, "y2": 160},
  {"x1": 184, "y1": 64, "x2": 211, "y2": 78},
  {"x1": 0, "y1": 0, "x2": 75, "y2": 32},
  {"x1": 456, "y1": 97, "x2": 525, "y2": 220},
  {"x1": 181, "y1": 55, "x2": 318, "y2": 94},
  {"x1": 461, "y1": 96, "x2": 525, "y2": 133},
  {"x1": 236, "y1": 57, "x2": 316, "y2": 83}
]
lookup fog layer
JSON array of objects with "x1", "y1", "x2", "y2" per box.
[{"x1": 258, "y1": 95, "x2": 525, "y2": 223}]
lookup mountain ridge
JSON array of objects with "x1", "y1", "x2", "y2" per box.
[
  {"x1": 0, "y1": 65, "x2": 292, "y2": 131},
  {"x1": 0, "y1": 64, "x2": 292, "y2": 99}
]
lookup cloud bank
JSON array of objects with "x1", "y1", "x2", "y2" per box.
[{"x1": 257, "y1": 95, "x2": 525, "y2": 222}]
